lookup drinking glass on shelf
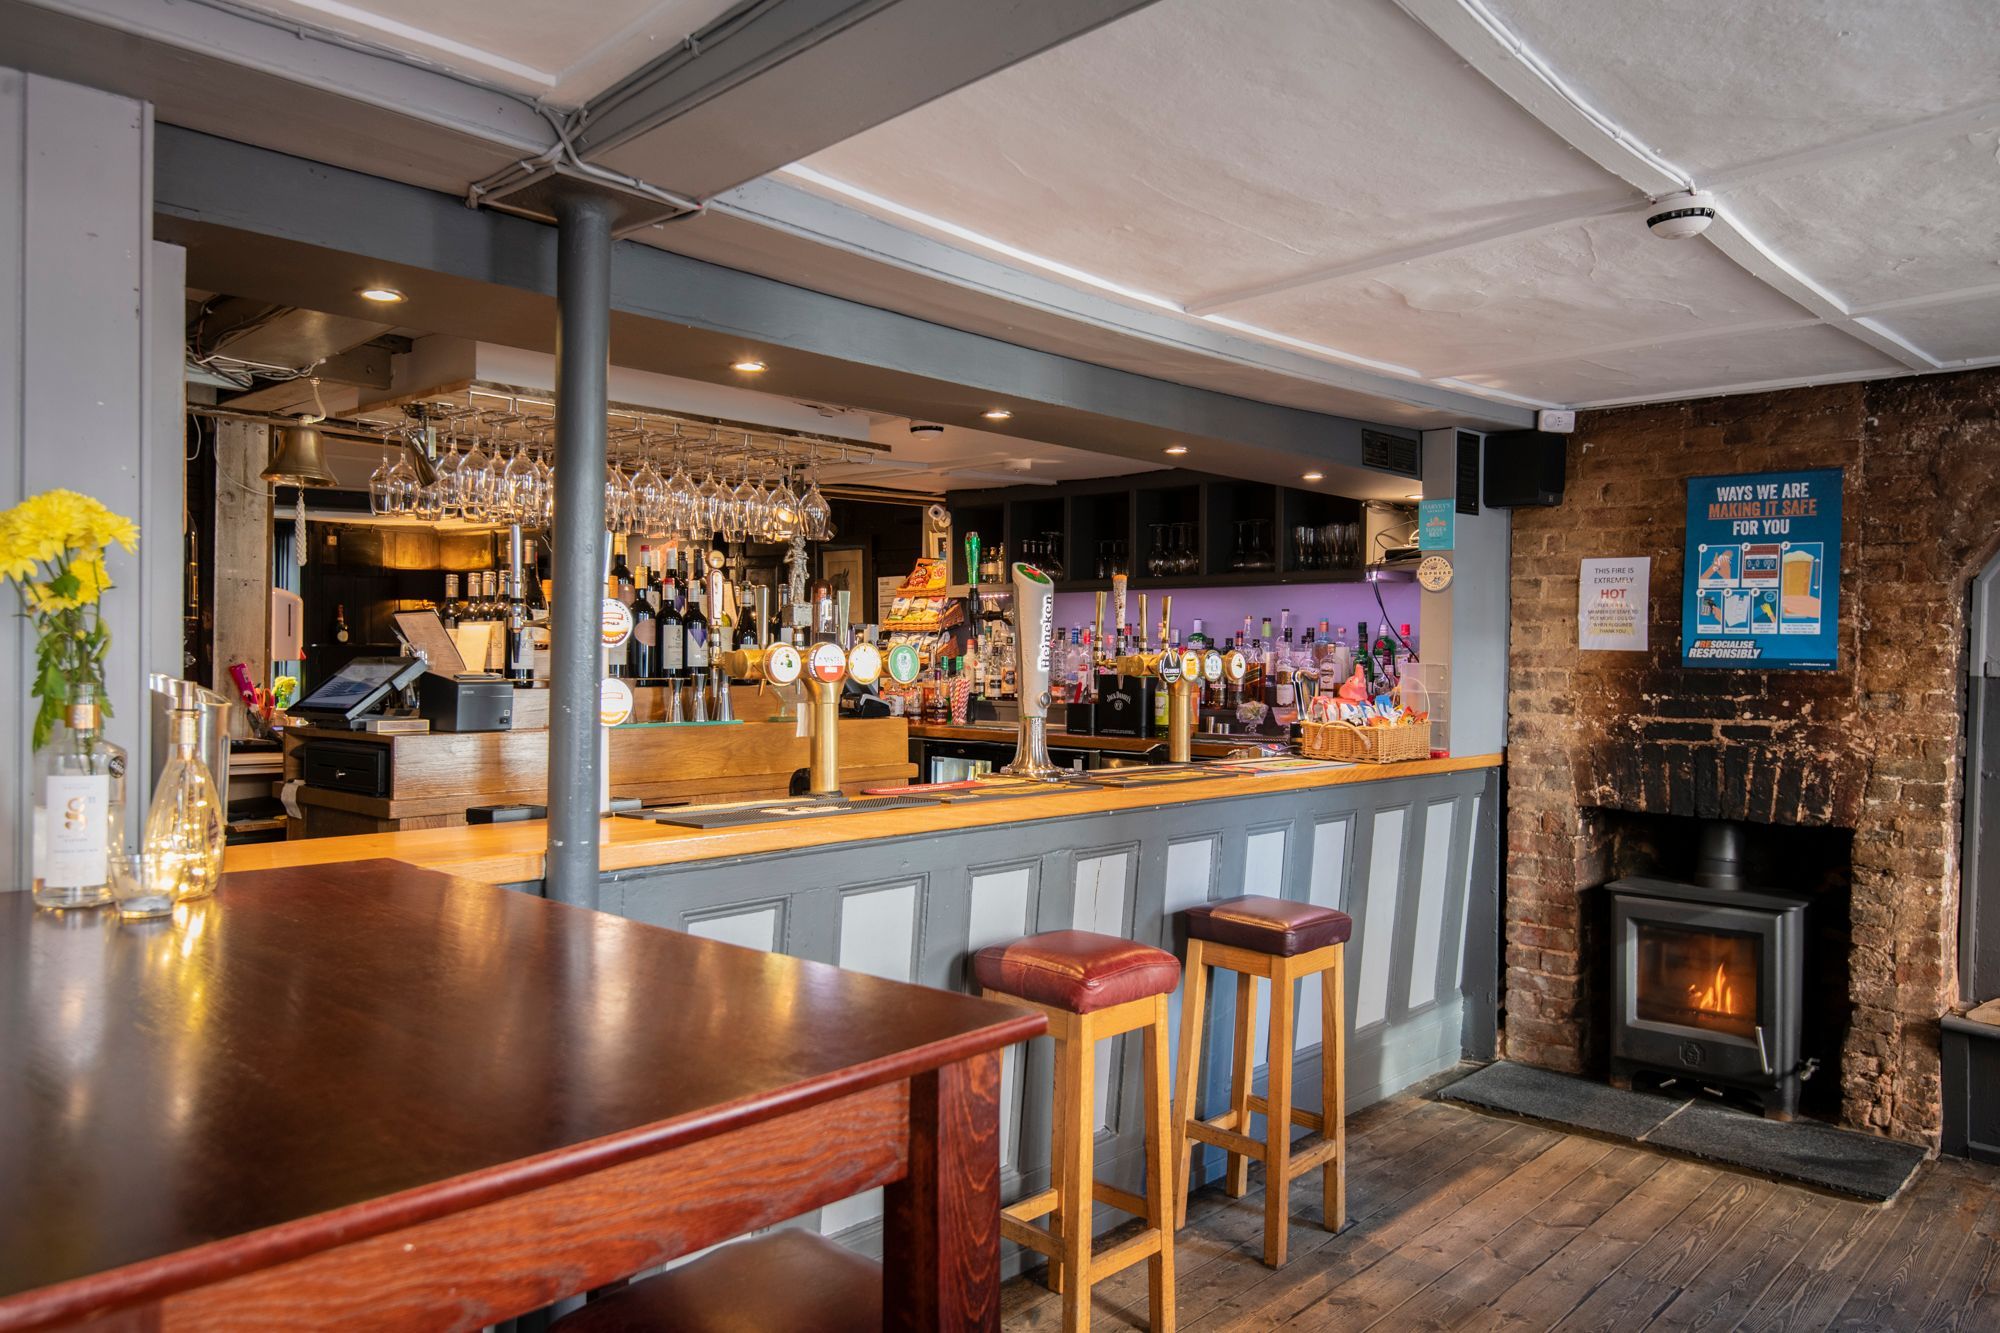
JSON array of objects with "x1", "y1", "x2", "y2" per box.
[
  {"x1": 1042, "y1": 531, "x2": 1065, "y2": 581},
  {"x1": 1146, "y1": 525, "x2": 1167, "y2": 578},
  {"x1": 1245, "y1": 519, "x2": 1273, "y2": 571},
  {"x1": 1295, "y1": 524, "x2": 1319, "y2": 569}
]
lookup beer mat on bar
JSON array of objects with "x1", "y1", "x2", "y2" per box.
[
  {"x1": 1440, "y1": 1062, "x2": 1924, "y2": 1202},
  {"x1": 1075, "y1": 766, "x2": 1248, "y2": 788},
  {"x1": 1212, "y1": 756, "x2": 1347, "y2": 774},
  {"x1": 639, "y1": 795, "x2": 946, "y2": 829}
]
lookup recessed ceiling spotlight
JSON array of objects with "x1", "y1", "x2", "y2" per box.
[
  {"x1": 1302, "y1": 471, "x2": 1325, "y2": 482},
  {"x1": 1164, "y1": 444, "x2": 1188, "y2": 456},
  {"x1": 357, "y1": 286, "x2": 406, "y2": 303},
  {"x1": 982, "y1": 408, "x2": 1013, "y2": 421},
  {"x1": 731, "y1": 358, "x2": 767, "y2": 373},
  {"x1": 1405, "y1": 492, "x2": 1423, "y2": 500}
]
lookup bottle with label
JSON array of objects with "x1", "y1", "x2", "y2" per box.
[
  {"x1": 657, "y1": 560, "x2": 685, "y2": 681},
  {"x1": 627, "y1": 563, "x2": 657, "y2": 684},
  {"x1": 1356, "y1": 621, "x2": 1378, "y2": 692},
  {"x1": 31, "y1": 683, "x2": 126, "y2": 910},
  {"x1": 683, "y1": 573, "x2": 711, "y2": 675},
  {"x1": 441, "y1": 574, "x2": 459, "y2": 629}
]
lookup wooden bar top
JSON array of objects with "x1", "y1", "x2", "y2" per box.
[
  {"x1": 228, "y1": 753, "x2": 1502, "y2": 886},
  {"x1": 908, "y1": 721, "x2": 1269, "y2": 758},
  {"x1": 0, "y1": 862, "x2": 1042, "y2": 1329}
]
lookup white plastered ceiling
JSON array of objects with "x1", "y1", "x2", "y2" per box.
[
  {"x1": 229, "y1": 0, "x2": 742, "y2": 105},
  {"x1": 791, "y1": 0, "x2": 2000, "y2": 409}
]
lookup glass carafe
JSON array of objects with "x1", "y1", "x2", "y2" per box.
[
  {"x1": 143, "y1": 706, "x2": 227, "y2": 901},
  {"x1": 31, "y1": 684, "x2": 126, "y2": 910}
]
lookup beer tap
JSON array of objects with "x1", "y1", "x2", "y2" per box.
[{"x1": 1002, "y1": 561, "x2": 1064, "y2": 780}]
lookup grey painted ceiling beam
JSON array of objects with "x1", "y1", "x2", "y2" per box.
[
  {"x1": 0, "y1": 0, "x2": 550, "y2": 195},
  {"x1": 574, "y1": 0, "x2": 1166, "y2": 197},
  {"x1": 154, "y1": 125, "x2": 1440, "y2": 495}
]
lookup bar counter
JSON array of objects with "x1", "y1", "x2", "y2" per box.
[
  {"x1": 228, "y1": 751, "x2": 1500, "y2": 1268},
  {"x1": 231, "y1": 753, "x2": 1497, "y2": 884}
]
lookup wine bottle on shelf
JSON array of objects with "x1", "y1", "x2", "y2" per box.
[
  {"x1": 609, "y1": 535, "x2": 633, "y2": 603},
  {"x1": 683, "y1": 571, "x2": 711, "y2": 677},
  {"x1": 627, "y1": 562, "x2": 657, "y2": 684},
  {"x1": 657, "y1": 561, "x2": 685, "y2": 683}
]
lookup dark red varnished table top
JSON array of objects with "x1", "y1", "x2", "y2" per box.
[{"x1": 0, "y1": 861, "x2": 1042, "y2": 1328}]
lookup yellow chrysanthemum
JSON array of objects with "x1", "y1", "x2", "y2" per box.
[
  {"x1": 0, "y1": 489, "x2": 138, "y2": 585},
  {"x1": 71, "y1": 551, "x2": 111, "y2": 604}
]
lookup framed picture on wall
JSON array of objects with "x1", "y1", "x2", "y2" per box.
[{"x1": 819, "y1": 546, "x2": 870, "y2": 621}]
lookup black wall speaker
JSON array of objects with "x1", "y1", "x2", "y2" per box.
[{"x1": 1482, "y1": 430, "x2": 1568, "y2": 508}]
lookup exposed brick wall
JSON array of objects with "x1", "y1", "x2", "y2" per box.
[{"x1": 1504, "y1": 368, "x2": 2000, "y2": 1146}]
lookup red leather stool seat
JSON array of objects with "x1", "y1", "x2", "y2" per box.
[
  {"x1": 1183, "y1": 895, "x2": 1353, "y2": 957},
  {"x1": 973, "y1": 929, "x2": 1180, "y2": 1014},
  {"x1": 548, "y1": 1230, "x2": 879, "y2": 1333}
]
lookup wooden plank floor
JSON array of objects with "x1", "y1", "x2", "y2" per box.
[{"x1": 999, "y1": 1087, "x2": 2000, "y2": 1331}]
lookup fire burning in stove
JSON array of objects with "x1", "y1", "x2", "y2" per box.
[{"x1": 1688, "y1": 960, "x2": 1743, "y2": 1023}]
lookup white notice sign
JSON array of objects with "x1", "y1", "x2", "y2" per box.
[{"x1": 1579, "y1": 557, "x2": 1650, "y2": 651}]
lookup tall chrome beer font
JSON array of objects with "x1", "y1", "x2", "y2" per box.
[{"x1": 1002, "y1": 562, "x2": 1065, "y2": 780}]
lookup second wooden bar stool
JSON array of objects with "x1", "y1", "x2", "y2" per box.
[
  {"x1": 974, "y1": 929, "x2": 1180, "y2": 1333},
  {"x1": 1173, "y1": 896, "x2": 1352, "y2": 1268}
]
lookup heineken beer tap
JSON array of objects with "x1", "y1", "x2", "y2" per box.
[{"x1": 1003, "y1": 562, "x2": 1064, "y2": 780}]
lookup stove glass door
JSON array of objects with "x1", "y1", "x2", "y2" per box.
[{"x1": 1633, "y1": 922, "x2": 1760, "y2": 1040}]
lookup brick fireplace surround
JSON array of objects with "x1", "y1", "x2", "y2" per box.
[{"x1": 1504, "y1": 367, "x2": 2000, "y2": 1147}]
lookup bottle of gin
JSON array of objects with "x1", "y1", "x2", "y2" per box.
[{"x1": 31, "y1": 683, "x2": 126, "y2": 910}]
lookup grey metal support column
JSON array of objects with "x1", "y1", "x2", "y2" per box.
[{"x1": 545, "y1": 193, "x2": 614, "y2": 908}]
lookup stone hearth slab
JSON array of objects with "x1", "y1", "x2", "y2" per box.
[
  {"x1": 1439, "y1": 1060, "x2": 1686, "y2": 1139},
  {"x1": 1645, "y1": 1101, "x2": 1926, "y2": 1203},
  {"x1": 1438, "y1": 1062, "x2": 1925, "y2": 1202}
]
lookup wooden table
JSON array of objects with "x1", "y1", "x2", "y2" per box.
[{"x1": 0, "y1": 863, "x2": 1043, "y2": 1331}]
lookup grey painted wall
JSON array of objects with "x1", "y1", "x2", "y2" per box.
[
  {"x1": 1420, "y1": 427, "x2": 1511, "y2": 758},
  {"x1": 0, "y1": 68, "x2": 183, "y2": 886}
]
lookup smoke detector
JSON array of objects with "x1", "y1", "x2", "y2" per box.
[
  {"x1": 1646, "y1": 190, "x2": 1716, "y2": 240},
  {"x1": 908, "y1": 422, "x2": 945, "y2": 437}
]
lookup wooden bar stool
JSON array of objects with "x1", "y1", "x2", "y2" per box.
[
  {"x1": 1173, "y1": 896, "x2": 1352, "y2": 1268},
  {"x1": 547, "y1": 1229, "x2": 879, "y2": 1331},
  {"x1": 973, "y1": 929, "x2": 1180, "y2": 1333}
]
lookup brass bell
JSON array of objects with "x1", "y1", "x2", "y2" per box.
[{"x1": 260, "y1": 426, "x2": 337, "y2": 487}]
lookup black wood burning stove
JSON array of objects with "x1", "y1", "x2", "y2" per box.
[{"x1": 1607, "y1": 822, "x2": 1812, "y2": 1118}]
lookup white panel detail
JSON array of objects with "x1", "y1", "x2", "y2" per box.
[
  {"x1": 837, "y1": 881, "x2": 920, "y2": 982},
  {"x1": 820, "y1": 1188, "x2": 883, "y2": 1237},
  {"x1": 820, "y1": 883, "x2": 919, "y2": 1239},
  {"x1": 1163, "y1": 837, "x2": 1217, "y2": 1059},
  {"x1": 968, "y1": 865, "x2": 1035, "y2": 1173},
  {"x1": 1072, "y1": 851, "x2": 1132, "y2": 1131},
  {"x1": 1071, "y1": 852, "x2": 1131, "y2": 935},
  {"x1": 1408, "y1": 800, "x2": 1457, "y2": 1010},
  {"x1": 1244, "y1": 827, "x2": 1289, "y2": 892},
  {"x1": 686, "y1": 906, "x2": 778, "y2": 953},
  {"x1": 1454, "y1": 796, "x2": 1482, "y2": 989},
  {"x1": 1355, "y1": 807, "x2": 1408, "y2": 1028},
  {"x1": 1310, "y1": 817, "x2": 1350, "y2": 909},
  {"x1": 1164, "y1": 838, "x2": 1215, "y2": 915}
]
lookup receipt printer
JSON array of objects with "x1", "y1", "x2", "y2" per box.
[{"x1": 417, "y1": 673, "x2": 514, "y2": 732}]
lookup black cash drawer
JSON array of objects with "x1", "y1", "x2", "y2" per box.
[{"x1": 300, "y1": 741, "x2": 391, "y2": 798}]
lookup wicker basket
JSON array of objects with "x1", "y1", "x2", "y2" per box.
[{"x1": 1299, "y1": 718, "x2": 1432, "y2": 764}]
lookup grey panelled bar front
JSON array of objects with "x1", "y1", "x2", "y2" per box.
[{"x1": 594, "y1": 764, "x2": 1499, "y2": 1267}]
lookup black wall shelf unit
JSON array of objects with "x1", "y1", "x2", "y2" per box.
[{"x1": 945, "y1": 469, "x2": 1374, "y2": 593}]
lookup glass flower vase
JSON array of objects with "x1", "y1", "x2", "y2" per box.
[
  {"x1": 31, "y1": 684, "x2": 127, "y2": 910},
  {"x1": 143, "y1": 705, "x2": 227, "y2": 901}
]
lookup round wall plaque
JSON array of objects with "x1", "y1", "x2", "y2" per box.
[{"x1": 1417, "y1": 554, "x2": 1455, "y2": 592}]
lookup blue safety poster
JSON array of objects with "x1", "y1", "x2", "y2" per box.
[{"x1": 1681, "y1": 467, "x2": 1842, "y2": 670}]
